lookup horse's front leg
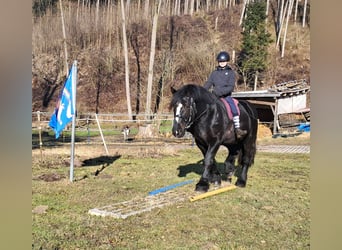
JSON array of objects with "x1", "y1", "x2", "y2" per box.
[{"x1": 195, "y1": 144, "x2": 221, "y2": 192}]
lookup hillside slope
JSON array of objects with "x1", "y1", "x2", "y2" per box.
[{"x1": 32, "y1": 3, "x2": 310, "y2": 114}]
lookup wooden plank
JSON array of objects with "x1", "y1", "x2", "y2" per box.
[
  {"x1": 189, "y1": 185, "x2": 237, "y2": 202},
  {"x1": 246, "y1": 100, "x2": 276, "y2": 106}
]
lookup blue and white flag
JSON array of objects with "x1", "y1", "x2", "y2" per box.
[{"x1": 49, "y1": 62, "x2": 77, "y2": 139}]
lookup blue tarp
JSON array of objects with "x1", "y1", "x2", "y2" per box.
[{"x1": 297, "y1": 123, "x2": 310, "y2": 132}]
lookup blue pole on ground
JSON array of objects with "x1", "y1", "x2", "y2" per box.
[{"x1": 148, "y1": 180, "x2": 193, "y2": 196}]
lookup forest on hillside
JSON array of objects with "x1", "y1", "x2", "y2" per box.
[{"x1": 32, "y1": 0, "x2": 310, "y2": 116}]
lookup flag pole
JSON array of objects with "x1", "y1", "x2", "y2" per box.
[{"x1": 70, "y1": 60, "x2": 77, "y2": 182}]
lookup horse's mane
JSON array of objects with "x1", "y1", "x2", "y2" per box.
[{"x1": 170, "y1": 84, "x2": 217, "y2": 109}]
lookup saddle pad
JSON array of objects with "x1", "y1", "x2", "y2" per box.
[{"x1": 220, "y1": 98, "x2": 240, "y2": 120}]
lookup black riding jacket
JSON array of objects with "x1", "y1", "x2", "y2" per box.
[{"x1": 204, "y1": 65, "x2": 236, "y2": 98}]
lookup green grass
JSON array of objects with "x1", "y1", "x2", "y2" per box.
[{"x1": 32, "y1": 147, "x2": 310, "y2": 249}]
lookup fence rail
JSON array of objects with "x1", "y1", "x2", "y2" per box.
[
  {"x1": 32, "y1": 111, "x2": 194, "y2": 148},
  {"x1": 32, "y1": 111, "x2": 175, "y2": 127}
]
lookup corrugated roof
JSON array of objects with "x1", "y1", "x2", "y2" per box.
[{"x1": 232, "y1": 79, "x2": 309, "y2": 98}]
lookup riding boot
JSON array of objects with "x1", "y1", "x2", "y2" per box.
[{"x1": 233, "y1": 116, "x2": 247, "y2": 139}]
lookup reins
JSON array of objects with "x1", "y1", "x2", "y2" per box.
[{"x1": 185, "y1": 103, "x2": 210, "y2": 129}]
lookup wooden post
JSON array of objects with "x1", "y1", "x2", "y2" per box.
[{"x1": 273, "y1": 98, "x2": 279, "y2": 135}]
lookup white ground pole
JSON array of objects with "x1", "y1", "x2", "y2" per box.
[{"x1": 95, "y1": 113, "x2": 109, "y2": 155}]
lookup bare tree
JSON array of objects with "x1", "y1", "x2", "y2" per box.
[
  {"x1": 184, "y1": 0, "x2": 189, "y2": 15},
  {"x1": 144, "y1": 0, "x2": 149, "y2": 18},
  {"x1": 294, "y1": 0, "x2": 299, "y2": 23},
  {"x1": 95, "y1": 0, "x2": 100, "y2": 31},
  {"x1": 239, "y1": 0, "x2": 248, "y2": 26},
  {"x1": 174, "y1": 0, "x2": 180, "y2": 16},
  {"x1": 281, "y1": 0, "x2": 294, "y2": 58},
  {"x1": 302, "y1": 0, "x2": 308, "y2": 27},
  {"x1": 145, "y1": 0, "x2": 162, "y2": 119},
  {"x1": 265, "y1": 0, "x2": 270, "y2": 24},
  {"x1": 120, "y1": 0, "x2": 133, "y2": 119},
  {"x1": 190, "y1": 0, "x2": 195, "y2": 15},
  {"x1": 59, "y1": 0, "x2": 69, "y2": 76},
  {"x1": 276, "y1": 0, "x2": 288, "y2": 48}
]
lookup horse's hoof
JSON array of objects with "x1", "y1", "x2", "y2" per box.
[
  {"x1": 195, "y1": 184, "x2": 209, "y2": 192},
  {"x1": 235, "y1": 180, "x2": 246, "y2": 187},
  {"x1": 213, "y1": 180, "x2": 221, "y2": 187}
]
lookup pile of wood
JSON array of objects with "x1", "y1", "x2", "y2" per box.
[{"x1": 268, "y1": 79, "x2": 310, "y2": 97}]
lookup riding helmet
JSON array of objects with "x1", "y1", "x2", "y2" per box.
[{"x1": 216, "y1": 51, "x2": 230, "y2": 62}]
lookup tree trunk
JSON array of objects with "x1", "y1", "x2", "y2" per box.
[
  {"x1": 276, "y1": 0, "x2": 288, "y2": 48},
  {"x1": 281, "y1": 0, "x2": 294, "y2": 58},
  {"x1": 121, "y1": 0, "x2": 133, "y2": 120},
  {"x1": 253, "y1": 71, "x2": 258, "y2": 91},
  {"x1": 126, "y1": 0, "x2": 130, "y2": 17},
  {"x1": 276, "y1": 0, "x2": 284, "y2": 37},
  {"x1": 294, "y1": 0, "x2": 299, "y2": 23},
  {"x1": 144, "y1": 0, "x2": 149, "y2": 18},
  {"x1": 265, "y1": 0, "x2": 269, "y2": 24},
  {"x1": 76, "y1": 0, "x2": 80, "y2": 22},
  {"x1": 95, "y1": 0, "x2": 99, "y2": 31},
  {"x1": 145, "y1": 0, "x2": 161, "y2": 119},
  {"x1": 190, "y1": 0, "x2": 195, "y2": 16},
  {"x1": 184, "y1": 0, "x2": 188, "y2": 15},
  {"x1": 239, "y1": 0, "x2": 248, "y2": 26},
  {"x1": 302, "y1": 0, "x2": 307, "y2": 27},
  {"x1": 59, "y1": 0, "x2": 69, "y2": 76}
]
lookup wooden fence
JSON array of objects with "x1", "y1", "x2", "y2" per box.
[{"x1": 32, "y1": 111, "x2": 193, "y2": 148}]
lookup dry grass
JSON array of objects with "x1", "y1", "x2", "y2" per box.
[{"x1": 32, "y1": 138, "x2": 310, "y2": 249}]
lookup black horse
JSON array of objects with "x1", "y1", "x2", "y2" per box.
[{"x1": 170, "y1": 84, "x2": 258, "y2": 192}]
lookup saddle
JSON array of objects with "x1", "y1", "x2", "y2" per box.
[{"x1": 220, "y1": 97, "x2": 240, "y2": 120}]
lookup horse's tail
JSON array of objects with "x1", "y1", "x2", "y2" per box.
[{"x1": 238, "y1": 100, "x2": 258, "y2": 166}]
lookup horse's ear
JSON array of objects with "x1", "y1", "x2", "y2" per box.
[{"x1": 171, "y1": 86, "x2": 177, "y2": 94}]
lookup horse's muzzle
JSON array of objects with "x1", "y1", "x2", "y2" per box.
[{"x1": 172, "y1": 124, "x2": 186, "y2": 138}]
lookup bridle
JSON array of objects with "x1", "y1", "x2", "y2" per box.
[
  {"x1": 175, "y1": 100, "x2": 196, "y2": 129},
  {"x1": 175, "y1": 99, "x2": 209, "y2": 129}
]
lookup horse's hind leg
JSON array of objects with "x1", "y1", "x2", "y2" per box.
[
  {"x1": 236, "y1": 163, "x2": 249, "y2": 187},
  {"x1": 224, "y1": 147, "x2": 239, "y2": 183},
  {"x1": 235, "y1": 141, "x2": 256, "y2": 187}
]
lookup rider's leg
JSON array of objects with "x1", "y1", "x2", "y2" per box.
[{"x1": 226, "y1": 96, "x2": 247, "y2": 139}]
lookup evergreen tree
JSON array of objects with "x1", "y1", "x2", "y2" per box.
[{"x1": 238, "y1": 0, "x2": 272, "y2": 89}]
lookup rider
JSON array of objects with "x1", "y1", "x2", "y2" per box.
[{"x1": 204, "y1": 51, "x2": 247, "y2": 139}]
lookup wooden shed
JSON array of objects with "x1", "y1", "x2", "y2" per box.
[{"x1": 232, "y1": 79, "x2": 310, "y2": 134}]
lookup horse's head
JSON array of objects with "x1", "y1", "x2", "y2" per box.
[{"x1": 170, "y1": 87, "x2": 197, "y2": 138}]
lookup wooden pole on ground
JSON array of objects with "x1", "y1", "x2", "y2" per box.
[{"x1": 189, "y1": 185, "x2": 237, "y2": 202}]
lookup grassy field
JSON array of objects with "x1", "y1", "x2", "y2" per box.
[{"x1": 32, "y1": 135, "x2": 310, "y2": 249}]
